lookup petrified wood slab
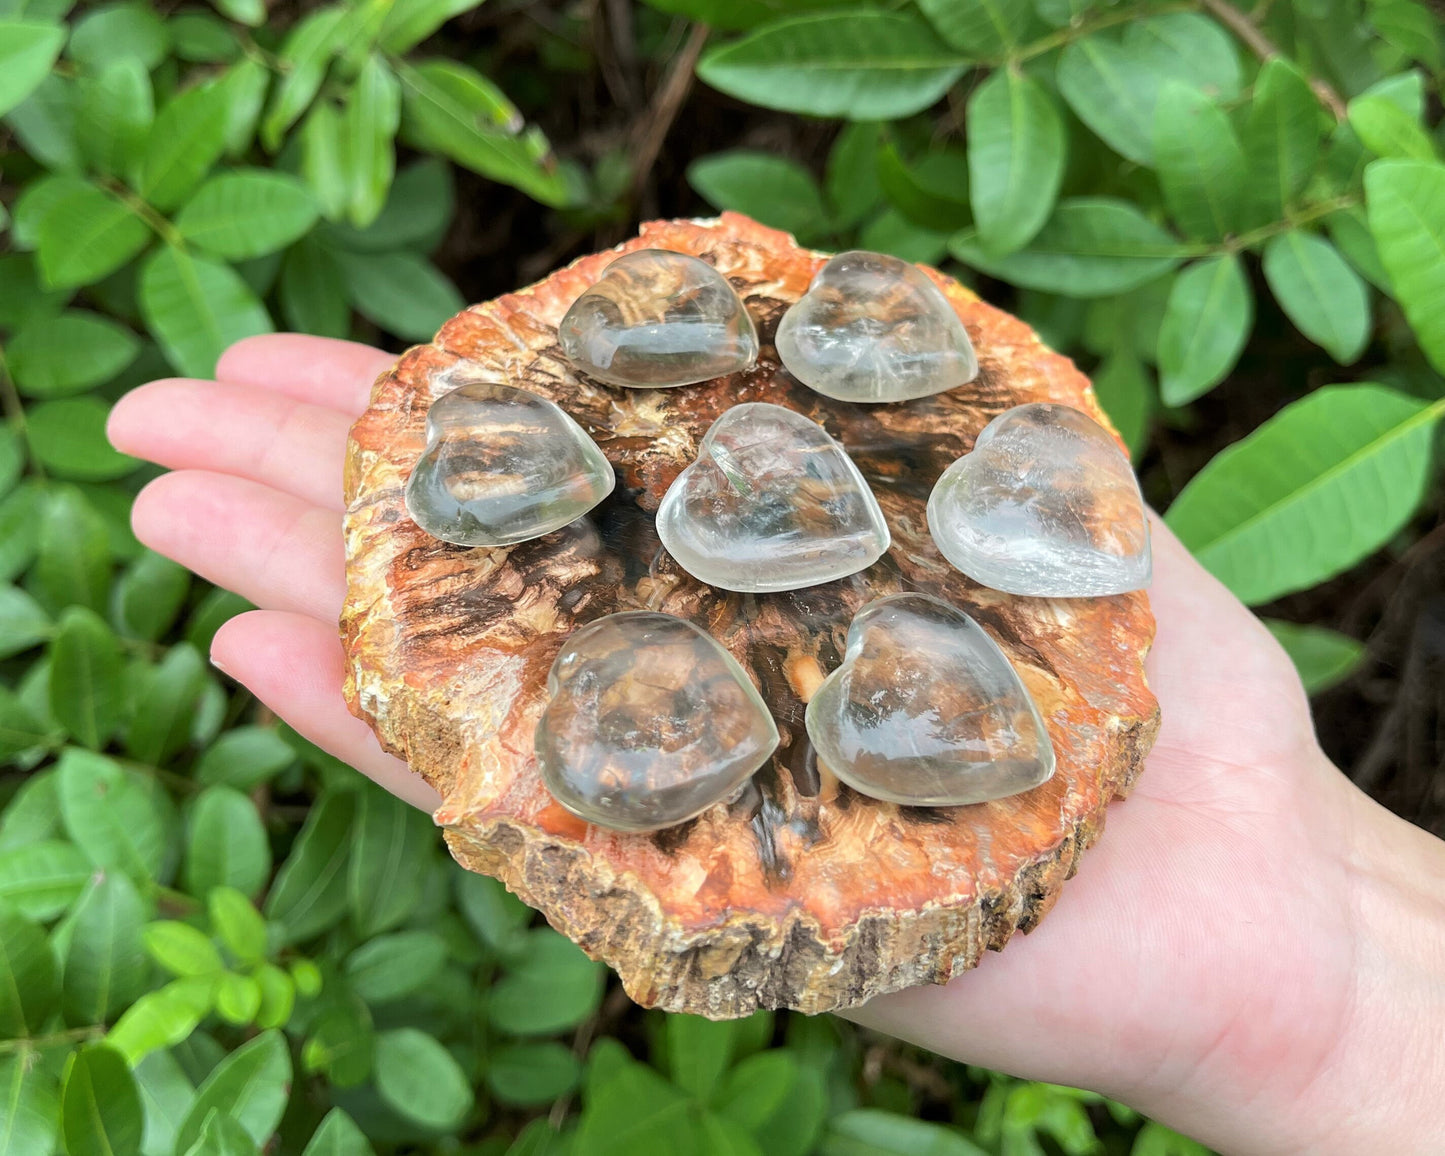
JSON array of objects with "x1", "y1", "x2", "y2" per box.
[{"x1": 342, "y1": 213, "x2": 1160, "y2": 1018}]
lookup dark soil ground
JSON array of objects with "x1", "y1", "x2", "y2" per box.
[{"x1": 409, "y1": 1, "x2": 1445, "y2": 839}]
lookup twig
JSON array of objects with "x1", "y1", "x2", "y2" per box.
[
  {"x1": 629, "y1": 22, "x2": 710, "y2": 204},
  {"x1": 1198, "y1": 0, "x2": 1346, "y2": 119}
]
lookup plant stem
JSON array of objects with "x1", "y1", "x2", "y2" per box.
[
  {"x1": 1197, "y1": 0, "x2": 1346, "y2": 119},
  {"x1": 1011, "y1": 1, "x2": 1198, "y2": 64},
  {"x1": 0, "y1": 1025, "x2": 105, "y2": 1054}
]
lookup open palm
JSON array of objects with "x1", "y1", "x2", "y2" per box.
[{"x1": 109, "y1": 333, "x2": 1432, "y2": 1155}]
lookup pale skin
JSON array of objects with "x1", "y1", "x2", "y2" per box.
[{"x1": 107, "y1": 334, "x2": 1445, "y2": 1155}]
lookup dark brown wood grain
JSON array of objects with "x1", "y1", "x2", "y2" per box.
[{"x1": 342, "y1": 214, "x2": 1160, "y2": 1017}]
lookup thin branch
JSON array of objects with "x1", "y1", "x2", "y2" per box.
[
  {"x1": 1198, "y1": 0, "x2": 1346, "y2": 119},
  {"x1": 629, "y1": 22, "x2": 710, "y2": 204}
]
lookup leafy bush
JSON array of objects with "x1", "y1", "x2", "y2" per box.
[{"x1": 0, "y1": 0, "x2": 1441, "y2": 1151}]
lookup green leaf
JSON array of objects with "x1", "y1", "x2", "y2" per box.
[
  {"x1": 696, "y1": 12, "x2": 966, "y2": 121},
  {"x1": 76, "y1": 57, "x2": 154, "y2": 178},
  {"x1": 0, "y1": 484, "x2": 45, "y2": 589},
  {"x1": 67, "y1": 2, "x2": 166, "y2": 70},
  {"x1": 345, "y1": 55, "x2": 401, "y2": 228},
  {"x1": 875, "y1": 143, "x2": 970, "y2": 232},
  {"x1": 346, "y1": 783, "x2": 433, "y2": 936},
  {"x1": 1091, "y1": 348, "x2": 1154, "y2": 461},
  {"x1": 1055, "y1": 36, "x2": 1160, "y2": 166},
  {"x1": 322, "y1": 157, "x2": 453, "y2": 253},
  {"x1": 0, "y1": 839, "x2": 89, "y2": 919},
  {"x1": 35, "y1": 181, "x2": 151, "y2": 289},
  {"x1": 173, "y1": 1030, "x2": 291, "y2": 1155},
  {"x1": 171, "y1": 12, "x2": 239, "y2": 62},
  {"x1": 331, "y1": 249, "x2": 461, "y2": 342},
  {"x1": 252, "y1": 964, "x2": 294, "y2": 1031},
  {"x1": 0, "y1": 585, "x2": 50, "y2": 659},
  {"x1": 62, "y1": 871, "x2": 149, "y2": 1025},
  {"x1": 1327, "y1": 206, "x2": 1393, "y2": 296},
  {"x1": 0, "y1": 770, "x2": 61, "y2": 850},
  {"x1": 33, "y1": 487, "x2": 111, "y2": 614},
  {"x1": 0, "y1": 898, "x2": 58, "y2": 1036},
  {"x1": 454, "y1": 870, "x2": 531, "y2": 957},
  {"x1": 113, "y1": 551, "x2": 191, "y2": 643},
  {"x1": 1365, "y1": 159, "x2": 1445, "y2": 374},
  {"x1": 0, "y1": 20, "x2": 64, "y2": 116},
  {"x1": 212, "y1": 0, "x2": 263, "y2": 27},
  {"x1": 134, "y1": 1051, "x2": 195, "y2": 1156},
  {"x1": 950, "y1": 198, "x2": 1184, "y2": 297},
  {"x1": 489, "y1": 928, "x2": 604, "y2": 1035},
  {"x1": 136, "y1": 82, "x2": 231, "y2": 212},
  {"x1": 687, "y1": 151, "x2": 828, "y2": 242},
  {"x1": 218, "y1": 59, "x2": 268, "y2": 159},
  {"x1": 825, "y1": 122, "x2": 883, "y2": 230},
  {"x1": 0, "y1": 688, "x2": 52, "y2": 764},
  {"x1": 181, "y1": 1109, "x2": 257, "y2": 1156},
  {"x1": 1264, "y1": 620, "x2": 1364, "y2": 694},
  {"x1": 487, "y1": 1042, "x2": 581, "y2": 1107},
  {"x1": 668, "y1": 1014, "x2": 737, "y2": 1102},
  {"x1": 107, "y1": 976, "x2": 215, "y2": 1065},
  {"x1": 1241, "y1": 58, "x2": 1324, "y2": 226},
  {"x1": 914, "y1": 0, "x2": 1030, "y2": 57},
  {"x1": 1123, "y1": 12, "x2": 1241, "y2": 100},
  {"x1": 7, "y1": 310, "x2": 140, "y2": 398},
  {"x1": 48, "y1": 608, "x2": 126, "y2": 749},
  {"x1": 821, "y1": 1109, "x2": 985, "y2": 1156},
  {"x1": 373, "y1": 1028, "x2": 473, "y2": 1128},
  {"x1": 264, "y1": 789, "x2": 355, "y2": 943},
  {"x1": 397, "y1": 60, "x2": 569, "y2": 206},
  {"x1": 185, "y1": 789, "x2": 271, "y2": 900},
  {"x1": 58, "y1": 749, "x2": 167, "y2": 881},
  {"x1": 279, "y1": 237, "x2": 350, "y2": 338},
  {"x1": 126, "y1": 644, "x2": 208, "y2": 765},
  {"x1": 966, "y1": 67, "x2": 1064, "y2": 256},
  {"x1": 196, "y1": 727, "x2": 295, "y2": 791},
  {"x1": 175, "y1": 170, "x2": 320, "y2": 261},
  {"x1": 144, "y1": 921, "x2": 223, "y2": 978},
  {"x1": 62, "y1": 1046, "x2": 143, "y2": 1156},
  {"x1": 0, "y1": 1052, "x2": 59, "y2": 1156},
  {"x1": 261, "y1": 8, "x2": 345, "y2": 149},
  {"x1": 1156, "y1": 254, "x2": 1252, "y2": 406},
  {"x1": 207, "y1": 886, "x2": 268, "y2": 965},
  {"x1": 212, "y1": 974, "x2": 261, "y2": 1028},
  {"x1": 1262, "y1": 231, "x2": 1370, "y2": 364},
  {"x1": 716, "y1": 1051, "x2": 826, "y2": 1156},
  {"x1": 1166, "y1": 385, "x2": 1445, "y2": 603},
  {"x1": 300, "y1": 101, "x2": 349, "y2": 221},
  {"x1": 1348, "y1": 94, "x2": 1436, "y2": 161},
  {"x1": 27, "y1": 397, "x2": 135, "y2": 481},
  {"x1": 1368, "y1": 0, "x2": 1443, "y2": 70},
  {"x1": 575, "y1": 1057, "x2": 695, "y2": 1156},
  {"x1": 343, "y1": 930, "x2": 447, "y2": 1004},
  {"x1": 301, "y1": 1109, "x2": 373, "y2": 1156},
  {"x1": 140, "y1": 246, "x2": 274, "y2": 378},
  {"x1": 1153, "y1": 81, "x2": 1245, "y2": 241},
  {"x1": 300, "y1": 995, "x2": 372, "y2": 1087}
]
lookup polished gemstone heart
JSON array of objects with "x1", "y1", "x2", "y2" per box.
[
  {"x1": 558, "y1": 249, "x2": 759, "y2": 388},
  {"x1": 776, "y1": 250, "x2": 978, "y2": 403},
  {"x1": 655, "y1": 402, "x2": 890, "y2": 593},
  {"x1": 535, "y1": 611, "x2": 780, "y2": 832},
  {"x1": 927, "y1": 402, "x2": 1151, "y2": 597},
  {"x1": 805, "y1": 593, "x2": 1055, "y2": 806},
  {"x1": 405, "y1": 381, "x2": 615, "y2": 547}
]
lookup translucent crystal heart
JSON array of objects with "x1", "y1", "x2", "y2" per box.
[
  {"x1": 535, "y1": 611, "x2": 780, "y2": 832},
  {"x1": 805, "y1": 593, "x2": 1055, "y2": 806},
  {"x1": 655, "y1": 402, "x2": 890, "y2": 593},
  {"x1": 927, "y1": 402, "x2": 1151, "y2": 597},
  {"x1": 558, "y1": 249, "x2": 759, "y2": 388},
  {"x1": 405, "y1": 381, "x2": 615, "y2": 547},
  {"x1": 775, "y1": 250, "x2": 979, "y2": 403}
]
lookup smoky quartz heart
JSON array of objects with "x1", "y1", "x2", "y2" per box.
[
  {"x1": 405, "y1": 381, "x2": 615, "y2": 547},
  {"x1": 558, "y1": 249, "x2": 759, "y2": 388},
  {"x1": 535, "y1": 611, "x2": 780, "y2": 832},
  {"x1": 805, "y1": 593, "x2": 1055, "y2": 807}
]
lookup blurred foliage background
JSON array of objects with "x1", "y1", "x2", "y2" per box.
[{"x1": 1, "y1": 0, "x2": 1443, "y2": 1152}]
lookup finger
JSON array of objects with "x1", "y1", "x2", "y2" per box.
[
  {"x1": 132, "y1": 471, "x2": 345, "y2": 620},
  {"x1": 216, "y1": 334, "x2": 396, "y2": 417},
  {"x1": 211, "y1": 610, "x2": 441, "y2": 811},
  {"x1": 109, "y1": 380, "x2": 352, "y2": 511}
]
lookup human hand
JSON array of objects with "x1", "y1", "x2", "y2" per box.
[{"x1": 108, "y1": 333, "x2": 1445, "y2": 1156}]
